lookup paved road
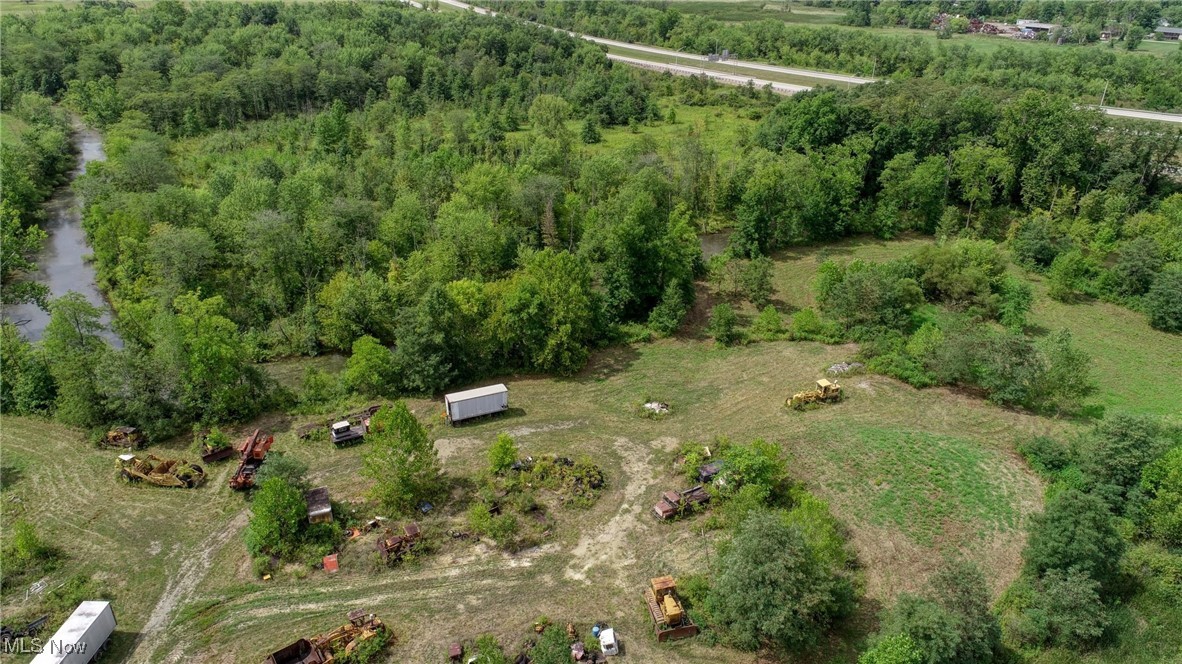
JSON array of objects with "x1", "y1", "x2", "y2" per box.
[
  {"x1": 607, "y1": 54, "x2": 811, "y2": 95},
  {"x1": 411, "y1": 0, "x2": 1182, "y2": 123}
]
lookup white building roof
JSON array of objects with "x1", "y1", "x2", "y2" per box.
[{"x1": 444, "y1": 384, "x2": 508, "y2": 404}]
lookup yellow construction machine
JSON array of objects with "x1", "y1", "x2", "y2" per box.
[
  {"x1": 642, "y1": 576, "x2": 699, "y2": 642},
  {"x1": 788, "y1": 379, "x2": 843, "y2": 410}
]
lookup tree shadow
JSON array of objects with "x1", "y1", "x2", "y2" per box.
[{"x1": 573, "y1": 344, "x2": 642, "y2": 383}]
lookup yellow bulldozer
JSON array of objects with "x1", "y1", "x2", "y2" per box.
[
  {"x1": 642, "y1": 576, "x2": 699, "y2": 642},
  {"x1": 788, "y1": 379, "x2": 843, "y2": 410}
]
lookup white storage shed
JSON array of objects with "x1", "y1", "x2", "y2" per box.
[{"x1": 444, "y1": 384, "x2": 509, "y2": 423}]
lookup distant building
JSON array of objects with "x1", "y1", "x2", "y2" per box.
[
  {"x1": 1016, "y1": 19, "x2": 1059, "y2": 33},
  {"x1": 1155, "y1": 27, "x2": 1182, "y2": 40}
]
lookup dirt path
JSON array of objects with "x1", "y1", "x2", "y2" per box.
[
  {"x1": 130, "y1": 509, "x2": 249, "y2": 664},
  {"x1": 564, "y1": 437, "x2": 656, "y2": 586}
]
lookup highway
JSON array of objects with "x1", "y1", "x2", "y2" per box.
[{"x1": 408, "y1": 0, "x2": 1182, "y2": 124}]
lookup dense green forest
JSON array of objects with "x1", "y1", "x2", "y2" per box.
[
  {"x1": 483, "y1": 0, "x2": 1182, "y2": 111},
  {"x1": 2, "y1": 1, "x2": 1180, "y2": 440}
]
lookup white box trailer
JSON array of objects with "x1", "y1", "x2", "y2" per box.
[
  {"x1": 444, "y1": 384, "x2": 509, "y2": 423},
  {"x1": 32, "y1": 601, "x2": 116, "y2": 664}
]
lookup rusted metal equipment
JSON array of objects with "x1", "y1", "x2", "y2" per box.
[
  {"x1": 0, "y1": 615, "x2": 48, "y2": 645},
  {"x1": 448, "y1": 642, "x2": 462, "y2": 661},
  {"x1": 376, "y1": 522, "x2": 421, "y2": 564},
  {"x1": 201, "y1": 442, "x2": 236, "y2": 463},
  {"x1": 102, "y1": 426, "x2": 144, "y2": 449},
  {"x1": 306, "y1": 487, "x2": 333, "y2": 524},
  {"x1": 264, "y1": 611, "x2": 387, "y2": 664},
  {"x1": 652, "y1": 486, "x2": 710, "y2": 520},
  {"x1": 118, "y1": 454, "x2": 205, "y2": 488},
  {"x1": 296, "y1": 405, "x2": 381, "y2": 441},
  {"x1": 788, "y1": 379, "x2": 843, "y2": 410},
  {"x1": 229, "y1": 429, "x2": 273, "y2": 491},
  {"x1": 642, "y1": 576, "x2": 699, "y2": 642}
]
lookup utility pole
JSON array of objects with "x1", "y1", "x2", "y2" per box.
[{"x1": 1099, "y1": 80, "x2": 1109, "y2": 107}]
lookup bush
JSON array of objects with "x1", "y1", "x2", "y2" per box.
[
  {"x1": 878, "y1": 560, "x2": 1000, "y2": 664},
  {"x1": 254, "y1": 452, "x2": 310, "y2": 491},
  {"x1": 859, "y1": 634, "x2": 924, "y2": 664},
  {"x1": 788, "y1": 308, "x2": 843, "y2": 343},
  {"x1": 1140, "y1": 446, "x2": 1182, "y2": 545},
  {"x1": 740, "y1": 256, "x2": 774, "y2": 307},
  {"x1": 1145, "y1": 269, "x2": 1182, "y2": 333},
  {"x1": 1010, "y1": 568, "x2": 1109, "y2": 649},
  {"x1": 244, "y1": 477, "x2": 308, "y2": 559},
  {"x1": 749, "y1": 305, "x2": 785, "y2": 341},
  {"x1": 1047, "y1": 250, "x2": 1098, "y2": 303},
  {"x1": 487, "y1": 434, "x2": 518, "y2": 475},
  {"x1": 815, "y1": 259, "x2": 923, "y2": 333},
  {"x1": 1109, "y1": 237, "x2": 1163, "y2": 298},
  {"x1": 1018, "y1": 435, "x2": 1073, "y2": 476},
  {"x1": 1023, "y1": 489, "x2": 1125, "y2": 593},
  {"x1": 648, "y1": 279, "x2": 690, "y2": 336},
  {"x1": 1010, "y1": 214, "x2": 1064, "y2": 270},
  {"x1": 708, "y1": 303, "x2": 741, "y2": 346},
  {"x1": 343, "y1": 335, "x2": 396, "y2": 397},
  {"x1": 1078, "y1": 413, "x2": 1174, "y2": 507},
  {"x1": 706, "y1": 511, "x2": 852, "y2": 652}
]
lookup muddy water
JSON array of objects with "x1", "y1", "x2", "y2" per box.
[
  {"x1": 699, "y1": 230, "x2": 732, "y2": 259},
  {"x1": 2, "y1": 124, "x2": 121, "y2": 346}
]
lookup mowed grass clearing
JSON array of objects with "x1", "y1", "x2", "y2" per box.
[{"x1": 2, "y1": 330, "x2": 1056, "y2": 663}]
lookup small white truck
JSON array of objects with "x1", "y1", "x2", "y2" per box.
[
  {"x1": 32, "y1": 601, "x2": 116, "y2": 664},
  {"x1": 444, "y1": 384, "x2": 509, "y2": 424}
]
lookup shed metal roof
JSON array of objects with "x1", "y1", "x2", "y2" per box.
[{"x1": 444, "y1": 383, "x2": 508, "y2": 403}]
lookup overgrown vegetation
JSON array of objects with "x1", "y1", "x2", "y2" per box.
[{"x1": 1003, "y1": 413, "x2": 1182, "y2": 658}]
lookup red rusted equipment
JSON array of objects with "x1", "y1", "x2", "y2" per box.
[
  {"x1": 376, "y1": 522, "x2": 421, "y2": 564},
  {"x1": 652, "y1": 486, "x2": 710, "y2": 520},
  {"x1": 264, "y1": 611, "x2": 386, "y2": 664},
  {"x1": 229, "y1": 429, "x2": 274, "y2": 491},
  {"x1": 448, "y1": 642, "x2": 462, "y2": 661}
]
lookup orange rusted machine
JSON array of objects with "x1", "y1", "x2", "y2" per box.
[
  {"x1": 264, "y1": 610, "x2": 387, "y2": 664},
  {"x1": 229, "y1": 429, "x2": 273, "y2": 490}
]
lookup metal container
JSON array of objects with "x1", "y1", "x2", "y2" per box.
[
  {"x1": 444, "y1": 384, "x2": 509, "y2": 423},
  {"x1": 32, "y1": 601, "x2": 116, "y2": 664}
]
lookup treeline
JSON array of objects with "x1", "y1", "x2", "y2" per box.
[
  {"x1": 742, "y1": 81, "x2": 1182, "y2": 333},
  {"x1": 483, "y1": 0, "x2": 1182, "y2": 111},
  {"x1": 0, "y1": 95, "x2": 73, "y2": 308},
  {"x1": 0, "y1": 1, "x2": 685, "y2": 439}
]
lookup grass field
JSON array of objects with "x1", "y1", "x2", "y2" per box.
[
  {"x1": 1, "y1": 325, "x2": 1062, "y2": 662},
  {"x1": 3, "y1": 229, "x2": 1180, "y2": 662}
]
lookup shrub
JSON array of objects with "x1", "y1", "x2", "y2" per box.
[
  {"x1": 740, "y1": 256, "x2": 774, "y2": 307},
  {"x1": 997, "y1": 275, "x2": 1033, "y2": 330},
  {"x1": 244, "y1": 477, "x2": 308, "y2": 559},
  {"x1": 749, "y1": 305, "x2": 785, "y2": 341},
  {"x1": 1011, "y1": 568, "x2": 1109, "y2": 649},
  {"x1": 343, "y1": 335, "x2": 396, "y2": 397},
  {"x1": 859, "y1": 634, "x2": 924, "y2": 664},
  {"x1": 708, "y1": 303, "x2": 741, "y2": 346},
  {"x1": 815, "y1": 259, "x2": 923, "y2": 333},
  {"x1": 1018, "y1": 435, "x2": 1073, "y2": 476},
  {"x1": 254, "y1": 452, "x2": 310, "y2": 491},
  {"x1": 878, "y1": 594, "x2": 961, "y2": 664},
  {"x1": 707, "y1": 511, "x2": 852, "y2": 652},
  {"x1": 1047, "y1": 250, "x2": 1098, "y2": 302},
  {"x1": 1078, "y1": 413, "x2": 1173, "y2": 506},
  {"x1": 788, "y1": 308, "x2": 843, "y2": 343},
  {"x1": 362, "y1": 402, "x2": 442, "y2": 515},
  {"x1": 1145, "y1": 269, "x2": 1182, "y2": 333},
  {"x1": 878, "y1": 560, "x2": 999, "y2": 664},
  {"x1": 1109, "y1": 237, "x2": 1163, "y2": 298},
  {"x1": 488, "y1": 434, "x2": 518, "y2": 475},
  {"x1": 648, "y1": 280, "x2": 690, "y2": 336},
  {"x1": 1010, "y1": 214, "x2": 1064, "y2": 270},
  {"x1": 1023, "y1": 489, "x2": 1125, "y2": 593},
  {"x1": 1140, "y1": 446, "x2": 1182, "y2": 546}
]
